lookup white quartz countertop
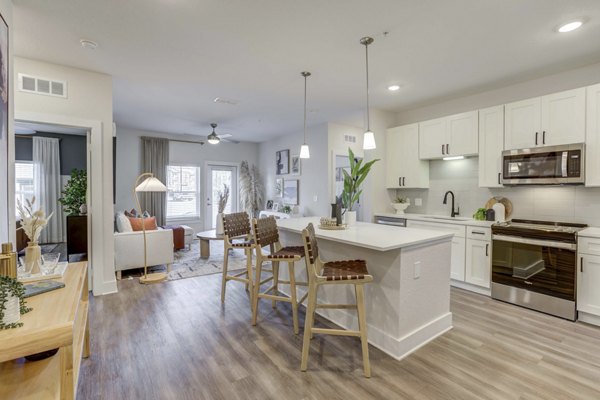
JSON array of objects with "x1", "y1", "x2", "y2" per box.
[
  {"x1": 579, "y1": 227, "x2": 600, "y2": 238},
  {"x1": 276, "y1": 217, "x2": 454, "y2": 252},
  {"x1": 374, "y1": 212, "x2": 495, "y2": 228}
]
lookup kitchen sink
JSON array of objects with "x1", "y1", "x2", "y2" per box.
[{"x1": 422, "y1": 216, "x2": 471, "y2": 222}]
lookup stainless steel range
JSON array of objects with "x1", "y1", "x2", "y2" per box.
[{"x1": 491, "y1": 219, "x2": 587, "y2": 320}]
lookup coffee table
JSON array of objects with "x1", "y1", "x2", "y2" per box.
[{"x1": 196, "y1": 230, "x2": 225, "y2": 259}]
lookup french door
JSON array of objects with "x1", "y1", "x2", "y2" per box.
[{"x1": 205, "y1": 164, "x2": 238, "y2": 230}]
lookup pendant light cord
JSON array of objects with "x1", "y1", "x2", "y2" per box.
[
  {"x1": 304, "y1": 73, "x2": 308, "y2": 144},
  {"x1": 365, "y1": 41, "x2": 370, "y2": 132}
]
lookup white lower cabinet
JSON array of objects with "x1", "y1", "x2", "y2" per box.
[
  {"x1": 465, "y1": 239, "x2": 491, "y2": 288},
  {"x1": 451, "y1": 236, "x2": 466, "y2": 281},
  {"x1": 578, "y1": 236, "x2": 600, "y2": 326}
]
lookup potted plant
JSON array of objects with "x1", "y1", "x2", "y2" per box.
[
  {"x1": 215, "y1": 184, "x2": 229, "y2": 235},
  {"x1": 59, "y1": 169, "x2": 87, "y2": 215},
  {"x1": 391, "y1": 196, "x2": 410, "y2": 215},
  {"x1": 341, "y1": 147, "x2": 380, "y2": 225},
  {"x1": 0, "y1": 275, "x2": 32, "y2": 330}
]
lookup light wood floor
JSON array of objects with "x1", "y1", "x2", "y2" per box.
[{"x1": 78, "y1": 273, "x2": 600, "y2": 400}]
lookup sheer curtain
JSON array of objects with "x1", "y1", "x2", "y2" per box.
[
  {"x1": 33, "y1": 137, "x2": 64, "y2": 243},
  {"x1": 140, "y1": 137, "x2": 169, "y2": 226}
]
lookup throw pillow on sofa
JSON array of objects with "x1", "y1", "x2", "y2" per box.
[
  {"x1": 116, "y1": 212, "x2": 133, "y2": 233},
  {"x1": 128, "y1": 216, "x2": 158, "y2": 231}
]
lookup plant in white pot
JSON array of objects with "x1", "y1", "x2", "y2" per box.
[
  {"x1": 17, "y1": 197, "x2": 53, "y2": 275},
  {"x1": 391, "y1": 196, "x2": 410, "y2": 215},
  {"x1": 0, "y1": 275, "x2": 32, "y2": 330},
  {"x1": 215, "y1": 184, "x2": 229, "y2": 235},
  {"x1": 341, "y1": 147, "x2": 380, "y2": 225}
]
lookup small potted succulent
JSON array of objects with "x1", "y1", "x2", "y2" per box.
[{"x1": 391, "y1": 196, "x2": 410, "y2": 215}]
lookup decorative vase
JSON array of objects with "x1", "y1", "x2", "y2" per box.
[
  {"x1": 1, "y1": 294, "x2": 20, "y2": 325},
  {"x1": 25, "y1": 242, "x2": 42, "y2": 275},
  {"x1": 391, "y1": 202, "x2": 410, "y2": 215},
  {"x1": 216, "y1": 213, "x2": 224, "y2": 235},
  {"x1": 344, "y1": 210, "x2": 357, "y2": 225},
  {"x1": 79, "y1": 204, "x2": 88, "y2": 215}
]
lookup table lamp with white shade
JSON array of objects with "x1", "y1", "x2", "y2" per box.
[{"x1": 133, "y1": 172, "x2": 168, "y2": 284}]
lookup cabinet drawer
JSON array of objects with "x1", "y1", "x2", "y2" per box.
[
  {"x1": 467, "y1": 226, "x2": 491, "y2": 241},
  {"x1": 406, "y1": 220, "x2": 466, "y2": 238},
  {"x1": 579, "y1": 237, "x2": 600, "y2": 256}
]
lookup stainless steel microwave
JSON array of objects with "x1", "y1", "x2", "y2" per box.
[{"x1": 501, "y1": 143, "x2": 584, "y2": 185}]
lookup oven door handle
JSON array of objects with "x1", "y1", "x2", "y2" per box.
[{"x1": 492, "y1": 234, "x2": 577, "y2": 251}]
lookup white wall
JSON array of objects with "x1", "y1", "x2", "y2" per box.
[
  {"x1": 115, "y1": 127, "x2": 259, "y2": 233},
  {"x1": 0, "y1": 0, "x2": 12, "y2": 246},
  {"x1": 259, "y1": 123, "x2": 329, "y2": 218},
  {"x1": 396, "y1": 60, "x2": 600, "y2": 125},
  {"x1": 14, "y1": 57, "x2": 115, "y2": 295}
]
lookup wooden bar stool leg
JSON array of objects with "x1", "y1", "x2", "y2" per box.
[
  {"x1": 245, "y1": 248, "x2": 253, "y2": 300},
  {"x1": 252, "y1": 259, "x2": 263, "y2": 326},
  {"x1": 221, "y1": 244, "x2": 230, "y2": 303},
  {"x1": 355, "y1": 284, "x2": 371, "y2": 378},
  {"x1": 300, "y1": 281, "x2": 317, "y2": 371},
  {"x1": 272, "y1": 261, "x2": 280, "y2": 309},
  {"x1": 288, "y1": 261, "x2": 299, "y2": 334}
]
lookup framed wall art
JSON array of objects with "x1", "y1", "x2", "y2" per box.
[
  {"x1": 0, "y1": 13, "x2": 8, "y2": 242},
  {"x1": 283, "y1": 179, "x2": 299, "y2": 206},
  {"x1": 276, "y1": 149, "x2": 289, "y2": 175},
  {"x1": 291, "y1": 154, "x2": 300, "y2": 176},
  {"x1": 275, "y1": 177, "x2": 283, "y2": 197}
]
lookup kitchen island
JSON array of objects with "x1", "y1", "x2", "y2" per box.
[{"x1": 276, "y1": 217, "x2": 454, "y2": 360}]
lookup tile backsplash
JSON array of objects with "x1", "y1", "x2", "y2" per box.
[{"x1": 395, "y1": 157, "x2": 600, "y2": 227}]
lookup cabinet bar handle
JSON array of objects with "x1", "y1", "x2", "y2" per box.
[
  {"x1": 581, "y1": 257, "x2": 584, "y2": 273},
  {"x1": 472, "y1": 231, "x2": 485, "y2": 235},
  {"x1": 542, "y1": 130, "x2": 546, "y2": 145},
  {"x1": 442, "y1": 144, "x2": 445, "y2": 155},
  {"x1": 535, "y1": 132, "x2": 538, "y2": 145},
  {"x1": 498, "y1": 172, "x2": 501, "y2": 185},
  {"x1": 399, "y1": 177, "x2": 401, "y2": 187},
  {"x1": 402, "y1": 177, "x2": 406, "y2": 186},
  {"x1": 486, "y1": 243, "x2": 489, "y2": 257},
  {"x1": 446, "y1": 143, "x2": 449, "y2": 154}
]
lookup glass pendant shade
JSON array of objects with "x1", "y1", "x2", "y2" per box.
[
  {"x1": 299, "y1": 144, "x2": 310, "y2": 159},
  {"x1": 363, "y1": 131, "x2": 376, "y2": 150}
]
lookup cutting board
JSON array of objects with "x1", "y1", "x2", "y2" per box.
[{"x1": 485, "y1": 197, "x2": 513, "y2": 219}]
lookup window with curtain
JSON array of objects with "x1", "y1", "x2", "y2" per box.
[
  {"x1": 15, "y1": 161, "x2": 35, "y2": 216},
  {"x1": 166, "y1": 165, "x2": 201, "y2": 219}
]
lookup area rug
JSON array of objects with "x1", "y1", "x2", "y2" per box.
[{"x1": 161, "y1": 240, "x2": 250, "y2": 281}]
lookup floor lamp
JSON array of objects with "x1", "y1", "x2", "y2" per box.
[{"x1": 134, "y1": 172, "x2": 168, "y2": 284}]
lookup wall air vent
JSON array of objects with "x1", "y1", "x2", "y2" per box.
[
  {"x1": 18, "y1": 73, "x2": 67, "y2": 98},
  {"x1": 344, "y1": 134, "x2": 357, "y2": 144}
]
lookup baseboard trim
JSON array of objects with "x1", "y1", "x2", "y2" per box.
[{"x1": 578, "y1": 311, "x2": 600, "y2": 327}]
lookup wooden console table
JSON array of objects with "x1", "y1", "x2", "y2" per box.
[{"x1": 0, "y1": 262, "x2": 90, "y2": 399}]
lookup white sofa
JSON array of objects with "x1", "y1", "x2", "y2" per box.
[{"x1": 114, "y1": 228, "x2": 174, "y2": 279}]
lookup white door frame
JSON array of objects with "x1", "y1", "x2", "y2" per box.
[
  {"x1": 15, "y1": 111, "x2": 116, "y2": 296},
  {"x1": 203, "y1": 161, "x2": 239, "y2": 230}
]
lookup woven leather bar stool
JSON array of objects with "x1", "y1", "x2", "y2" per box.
[
  {"x1": 251, "y1": 216, "x2": 308, "y2": 334},
  {"x1": 300, "y1": 222, "x2": 373, "y2": 377},
  {"x1": 221, "y1": 212, "x2": 255, "y2": 305}
]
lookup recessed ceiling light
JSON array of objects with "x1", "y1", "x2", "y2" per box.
[
  {"x1": 558, "y1": 21, "x2": 583, "y2": 33},
  {"x1": 80, "y1": 39, "x2": 98, "y2": 50},
  {"x1": 388, "y1": 85, "x2": 401, "y2": 91}
]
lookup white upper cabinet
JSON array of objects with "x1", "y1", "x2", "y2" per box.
[
  {"x1": 586, "y1": 83, "x2": 600, "y2": 187},
  {"x1": 446, "y1": 111, "x2": 479, "y2": 156},
  {"x1": 418, "y1": 117, "x2": 447, "y2": 159},
  {"x1": 386, "y1": 124, "x2": 429, "y2": 188},
  {"x1": 419, "y1": 111, "x2": 478, "y2": 159},
  {"x1": 504, "y1": 97, "x2": 541, "y2": 150},
  {"x1": 505, "y1": 87, "x2": 586, "y2": 150},
  {"x1": 478, "y1": 105, "x2": 504, "y2": 188}
]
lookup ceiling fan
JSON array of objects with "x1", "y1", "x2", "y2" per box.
[{"x1": 207, "y1": 123, "x2": 239, "y2": 144}]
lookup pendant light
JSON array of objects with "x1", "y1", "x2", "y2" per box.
[
  {"x1": 360, "y1": 36, "x2": 376, "y2": 150},
  {"x1": 299, "y1": 71, "x2": 311, "y2": 159},
  {"x1": 207, "y1": 123, "x2": 220, "y2": 144}
]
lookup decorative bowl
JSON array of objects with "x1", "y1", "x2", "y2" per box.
[{"x1": 391, "y1": 202, "x2": 410, "y2": 215}]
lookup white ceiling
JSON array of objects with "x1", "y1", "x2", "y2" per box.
[{"x1": 12, "y1": 0, "x2": 600, "y2": 142}]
